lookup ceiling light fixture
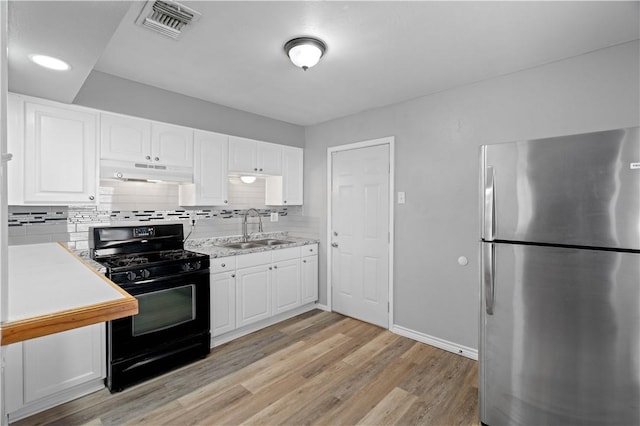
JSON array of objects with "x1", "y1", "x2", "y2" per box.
[
  {"x1": 284, "y1": 37, "x2": 326, "y2": 71},
  {"x1": 240, "y1": 176, "x2": 257, "y2": 184},
  {"x1": 28, "y1": 54, "x2": 71, "y2": 71}
]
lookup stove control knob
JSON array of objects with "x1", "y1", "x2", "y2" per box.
[
  {"x1": 141, "y1": 269, "x2": 151, "y2": 279},
  {"x1": 193, "y1": 261, "x2": 202, "y2": 270},
  {"x1": 126, "y1": 271, "x2": 137, "y2": 281},
  {"x1": 182, "y1": 263, "x2": 192, "y2": 272}
]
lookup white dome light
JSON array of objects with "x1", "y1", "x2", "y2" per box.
[
  {"x1": 29, "y1": 54, "x2": 71, "y2": 71},
  {"x1": 240, "y1": 176, "x2": 257, "y2": 184},
  {"x1": 284, "y1": 37, "x2": 326, "y2": 71}
]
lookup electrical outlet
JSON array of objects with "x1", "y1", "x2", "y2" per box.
[
  {"x1": 398, "y1": 192, "x2": 406, "y2": 204},
  {"x1": 270, "y1": 212, "x2": 279, "y2": 222}
]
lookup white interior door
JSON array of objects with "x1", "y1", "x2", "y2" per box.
[{"x1": 331, "y1": 143, "x2": 390, "y2": 328}]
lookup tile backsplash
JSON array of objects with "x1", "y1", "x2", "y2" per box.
[{"x1": 8, "y1": 177, "x2": 320, "y2": 249}]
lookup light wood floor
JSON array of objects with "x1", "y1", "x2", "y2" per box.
[{"x1": 13, "y1": 310, "x2": 479, "y2": 426}]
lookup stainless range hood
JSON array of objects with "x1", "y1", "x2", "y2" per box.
[{"x1": 100, "y1": 159, "x2": 192, "y2": 183}]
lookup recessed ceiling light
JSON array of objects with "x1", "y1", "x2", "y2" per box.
[{"x1": 28, "y1": 54, "x2": 71, "y2": 71}]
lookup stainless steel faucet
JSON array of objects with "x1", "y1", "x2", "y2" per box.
[{"x1": 242, "y1": 208, "x2": 263, "y2": 242}]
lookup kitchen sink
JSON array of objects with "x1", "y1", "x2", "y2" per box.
[
  {"x1": 218, "y1": 242, "x2": 265, "y2": 249},
  {"x1": 251, "y1": 239, "x2": 292, "y2": 246},
  {"x1": 216, "y1": 239, "x2": 293, "y2": 250}
]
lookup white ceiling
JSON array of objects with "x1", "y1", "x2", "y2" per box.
[{"x1": 8, "y1": 1, "x2": 640, "y2": 126}]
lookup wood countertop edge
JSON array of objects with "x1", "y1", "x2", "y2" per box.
[
  {"x1": 1, "y1": 297, "x2": 138, "y2": 345},
  {"x1": 1, "y1": 242, "x2": 138, "y2": 346}
]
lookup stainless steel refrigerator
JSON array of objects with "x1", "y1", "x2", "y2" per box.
[{"x1": 480, "y1": 127, "x2": 640, "y2": 426}]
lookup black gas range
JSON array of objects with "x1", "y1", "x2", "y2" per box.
[
  {"x1": 90, "y1": 224, "x2": 210, "y2": 392},
  {"x1": 97, "y1": 249, "x2": 209, "y2": 284}
]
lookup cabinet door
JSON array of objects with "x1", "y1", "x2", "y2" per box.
[
  {"x1": 282, "y1": 146, "x2": 303, "y2": 205},
  {"x1": 272, "y1": 258, "x2": 301, "y2": 314},
  {"x1": 181, "y1": 130, "x2": 229, "y2": 206},
  {"x1": 236, "y1": 265, "x2": 271, "y2": 328},
  {"x1": 228, "y1": 136, "x2": 258, "y2": 173},
  {"x1": 301, "y1": 255, "x2": 319, "y2": 304},
  {"x1": 23, "y1": 101, "x2": 98, "y2": 204},
  {"x1": 257, "y1": 142, "x2": 282, "y2": 175},
  {"x1": 100, "y1": 113, "x2": 151, "y2": 163},
  {"x1": 151, "y1": 122, "x2": 193, "y2": 167},
  {"x1": 265, "y1": 147, "x2": 304, "y2": 206},
  {"x1": 22, "y1": 324, "x2": 105, "y2": 404},
  {"x1": 211, "y1": 271, "x2": 236, "y2": 337}
]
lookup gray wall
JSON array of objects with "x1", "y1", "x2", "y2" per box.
[
  {"x1": 74, "y1": 70, "x2": 305, "y2": 147},
  {"x1": 304, "y1": 40, "x2": 640, "y2": 350}
]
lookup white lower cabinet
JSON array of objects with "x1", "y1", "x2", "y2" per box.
[
  {"x1": 301, "y1": 253, "x2": 319, "y2": 304},
  {"x1": 272, "y1": 258, "x2": 301, "y2": 315},
  {"x1": 212, "y1": 244, "x2": 318, "y2": 340},
  {"x1": 236, "y1": 264, "x2": 272, "y2": 328},
  {"x1": 211, "y1": 271, "x2": 236, "y2": 336},
  {"x1": 6, "y1": 323, "x2": 106, "y2": 421}
]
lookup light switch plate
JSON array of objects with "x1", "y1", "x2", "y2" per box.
[
  {"x1": 398, "y1": 192, "x2": 406, "y2": 204},
  {"x1": 270, "y1": 212, "x2": 279, "y2": 222}
]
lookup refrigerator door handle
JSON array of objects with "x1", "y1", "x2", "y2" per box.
[
  {"x1": 484, "y1": 166, "x2": 496, "y2": 240},
  {"x1": 482, "y1": 243, "x2": 495, "y2": 315}
]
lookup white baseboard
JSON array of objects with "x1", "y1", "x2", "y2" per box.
[
  {"x1": 8, "y1": 379, "x2": 105, "y2": 422},
  {"x1": 315, "y1": 303, "x2": 330, "y2": 312},
  {"x1": 391, "y1": 324, "x2": 478, "y2": 360}
]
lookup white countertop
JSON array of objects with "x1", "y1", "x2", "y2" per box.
[{"x1": 2, "y1": 243, "x2": 137, "y2": 345}]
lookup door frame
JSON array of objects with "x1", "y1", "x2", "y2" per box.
[{"x1": 326, "y1": 136, "x2": 395, "y2": 328}]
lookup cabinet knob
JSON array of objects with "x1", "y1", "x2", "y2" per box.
[
  {"x1": 221, "y1": 263, "x2": 226, "y2": 267},
  {"x1": 231, "y1": 274, "x2": 235, "y2": 278},
  {"x1": 274, "y1": 265, "x2": 278, "y2": 269},
  {"x1": 224, "y1": 200, "x2": 228, "y2": 204},
  {"x1": 254, "y1": 168, "x2": 258, "y2": 172},
  {"x1": 303, "y1": 260, "x2": 307, "y2": 263},
  {"x1": 145, "y1": 155, "x2": 151, "y2": 160},
  {"x1": 155, "y1": 157, "x2": 160, "y2": 161},
  {"x1": 89, "y1": 195, "x2": 95, "y2": 201},
  {"x1": 259, "y1": 168, "x2": 263, "y2": 172},
  {"x1": 284, "y1": 200, "x2": 287, "y2": 204},
  {"x1": 269, "y1": 267, "x2": 272, "y2": 270},
  {"x1": 331, "y1": 242, "x2": 338, "y2": 248}
]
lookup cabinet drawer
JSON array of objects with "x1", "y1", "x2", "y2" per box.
[
  {"x1": 210, "y1": 257, "x2": 236, "y2": 274},
  {"x1": 272, "y1": 246, "x2": 301, "y2": 262},
  {"x1": 236, "y1": 251, "x2": 272, "y2": 269},
  {"x1": 302, "y1": 244, "x2": 318, "y2": 256}
]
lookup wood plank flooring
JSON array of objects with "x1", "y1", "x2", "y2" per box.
[{"x1": 12, "y1": 310, "x2": 479, "y2": 426}]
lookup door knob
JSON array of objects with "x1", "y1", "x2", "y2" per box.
[{"x1": 331, "y1": 242, "x2": 338, "y2": 248}]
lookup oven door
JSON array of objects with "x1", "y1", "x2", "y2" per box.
[{"x1": 109, "y1": 269, "x2": 210, "y2": 361}]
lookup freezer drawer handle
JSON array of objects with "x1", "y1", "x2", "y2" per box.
[
  {"x1": 484, "y1": 166, "x2": 496, "y2": 240},
  {"x1": 483, "y1": 243, "x2": 495, "y2": 315}
]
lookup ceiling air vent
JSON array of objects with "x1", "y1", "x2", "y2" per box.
[{"x1": 136, "y1": 0, "x2": 201, "y2": 39}]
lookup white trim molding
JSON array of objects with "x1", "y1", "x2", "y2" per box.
[{"x1": 392, "y1": 324, "x2": 478, "y2": 361}]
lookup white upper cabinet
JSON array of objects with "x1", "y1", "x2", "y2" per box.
[
  {"x1": 265, "y1": 146, "x2": 304, "y2": 205},
  {"x1": 8, "y1": 94, "x2": 98, "y2": 205},
  {"x1": 228, "y1": 136, "x2": 282, "y2": 175},
  {"x1": 179, "y1": 130, "x2": 229, "y2": 206},
  {"x1": 151, "y1": 122, "x2": 194, "y2": 167},
  {"x1": 100, "y1": 113, "x2": 151, "y2": 163},
  {"x1": 101, "y1": 113, "x2": 193, "y2": 168},
  {"x1": 257, "y1": 142, "x2": 282, "y2": 175}
]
